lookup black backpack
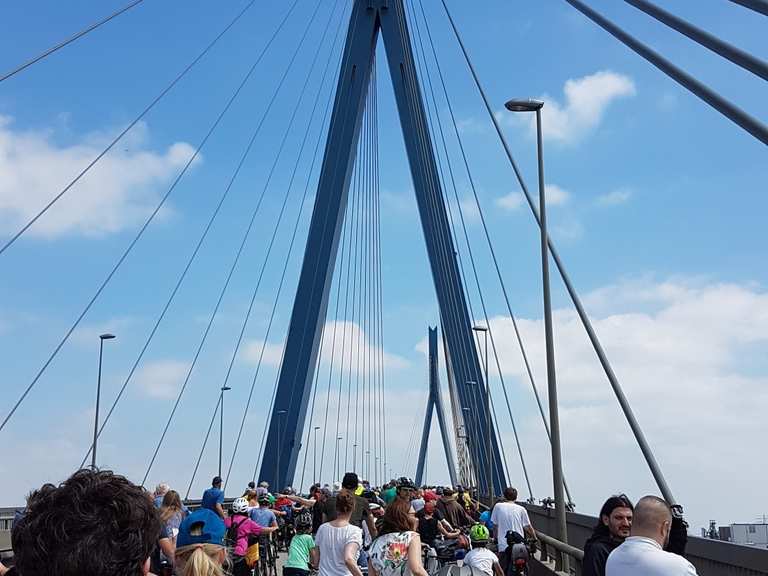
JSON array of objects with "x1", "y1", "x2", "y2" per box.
[{"x1": 226, "y1": 516, "x2": 246, "y2": 549}]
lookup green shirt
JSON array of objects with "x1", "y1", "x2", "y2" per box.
[
  {"x1": 382, "y1": 486, "x2": 397, "y2": 505},
  {"x1": 285, "y1": 533, "x2": 315, "y2": 570}
]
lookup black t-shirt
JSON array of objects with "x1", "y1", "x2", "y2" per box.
[
  {"x1": 323, "y1": 493, "x2": 370, "y2": 528},
  {"x1": 416, "y1": 509, "x2": 439, "y2": 545}
]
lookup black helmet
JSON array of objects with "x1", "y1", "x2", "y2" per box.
[
  {"x1": 295, "y1": 510, "x2": 312, "y2": 530},
  {"x1": 396, "y1": 477, "x2": 416, "y2": 490}
]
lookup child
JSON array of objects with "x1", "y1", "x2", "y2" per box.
[
  {"x1": 284, "y1": 511, "x2": 316, "y2": 576},
  {"x1": 464, "y1": 524, "x2": 504, "y2": 576}
]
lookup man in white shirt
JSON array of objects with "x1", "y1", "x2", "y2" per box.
[
  {"x1": 490, "y1": 487, "x2": 536, "y2": 553},
  {"x1": 606, "y1": 495, "x2": 698, "y2": 576}
]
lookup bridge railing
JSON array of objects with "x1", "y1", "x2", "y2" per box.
[
  {"x1": 536, "y1": 531, "x2": 584, "y2": 575},
  {"x1": 523, "y1": 503, "x2": 768, "y2": 576}
]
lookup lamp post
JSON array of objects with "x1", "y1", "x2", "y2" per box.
[
  {"x1": 472, "y1": 325, "x2": 492, "y2": 503},
  {"x1": 462, "y1": 406, "x2": 477, "y2": 487},
  {"x1": 276, "y1": 410, "x2": 287, "y2": 490},
  {"x1": 505, "y1": 98, "x2": 568, "y2": 548},
  {"x1": 313, "y1": 426, "x2": 321, "y2": 484},
  {"x1": 92, "y1": 333, "x2": 116, "y2": 469},
  {"x1": 218, "y1": 385, "x2": 231, "y2": 478},
  {"x1": 335, "y1": 436, "x2": 343, "y2": 480}
]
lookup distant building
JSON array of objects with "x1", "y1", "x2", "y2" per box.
[{"x1": 730, "y1": 523, "x2": 768, "y2": 547}]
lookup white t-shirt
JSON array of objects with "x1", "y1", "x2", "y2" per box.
[
  {"x1": 463, "y1": 547, "x2": 498, "y2": 576},
  {"x1": 490, "y1": 501, "x2": 531, "y2": 552},
  {"x1": 606, "y1": 536, "x2": 698, "y2": 576},
  {"x1": 315, "y1": 522, "x2": 363, "y2": 576}
]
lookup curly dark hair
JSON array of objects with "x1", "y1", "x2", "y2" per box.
[{"x1": 12, "y1": 468, "x2": 161, "y2": 576}]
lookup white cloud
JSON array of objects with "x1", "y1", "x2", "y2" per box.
[
  {"x1": 0, "y1": 116, "x2": 197, "y2": 237},
  {"x1": 496, "y1": 193, "x2": 524, "y2": 211},
  {"x1": 596, "y1": 188, "x2": 633, "y2": 207},
  {"x1": 456, "y1": 117, "x2": 488, "y2": 135},
  {"x1": 240, "y1": 339, "x2": 285, "y2": 367},
  {"x1": 501, "y1": 71, "x2": 635, "y2": 144},
  {"x1": 545, "y1": 184, "x2": 570, "y2": 206},
  {"x1": 553, "y1": 217, "x2": 584, "y2": 241},
  {"x1": 319, "y1": 321, "x2": 410, "y2": 372},
  {"x1": 458, "y1": 197, "x2": 480, "y2": 223},
  {"x1": 242, "y1": 321, "x2": 409, "y2": 373},
  {"x1": 484, "y1": 277, "x2": 768, "y2": 530},
  {"x1": 135, "y1": 359, "x2": 188, "y2": 399}
]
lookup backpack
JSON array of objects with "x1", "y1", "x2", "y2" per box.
[{"x1": 226, "y1": 516, "x2": 246, "y2": 550}]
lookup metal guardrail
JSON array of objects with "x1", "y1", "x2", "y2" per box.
[
  {"x1": 524, "y1": 503, "x2": 768, "y2": 576},
  {"x1": 536, "y1": 531, "x2": 584, "y2": 575}
]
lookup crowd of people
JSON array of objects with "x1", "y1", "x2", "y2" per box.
[{"x1": 0, "y1": 467, "x2": 699, "y2": 576}]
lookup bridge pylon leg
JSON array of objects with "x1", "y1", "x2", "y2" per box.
[{"x1": 258, "y1": 0, "x2": 506, "y2": 495}]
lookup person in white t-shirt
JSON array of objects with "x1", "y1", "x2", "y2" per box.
[
  {"x1": 490, "y1": 487, "x2": 536, "y2": 553},
  {"x1": 606, "y1": 496, "x2": 698, "y2": 576},
  {"x1": 464, "y1": 524, "x2": 503, "y2": 576},
  {"x1": 312, "y1": 492, "x2": 364, "y2": 576}
]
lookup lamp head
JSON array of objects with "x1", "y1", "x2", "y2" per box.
[
  {"x1": 99, "y1": 333, "x2": 116, "y2": 340},
  {"x1": 504, "y1": 98, "x2": 544, "y2": 112}
]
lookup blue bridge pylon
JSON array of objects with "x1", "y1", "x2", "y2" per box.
[{"x1": 258, "y1": 0, "x2": 506, "y2": 495}]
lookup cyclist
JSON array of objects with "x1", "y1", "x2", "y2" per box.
[
  {"x1": 251, "y1": 494, "x2": 279, "y2": 529},
  {"x1": 226, "y1": 497, "x2": 276, "y2": 576},
  {"x1": 463, "y1": 524, "x2": 503, "y2": 576},
  {"x1": 284, "y1": 511, "x2": 316, "y2": 576}
]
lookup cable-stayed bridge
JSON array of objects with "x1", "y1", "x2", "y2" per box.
[{"x1": 1, "y1": 1, "x2": 766, "y2": 574}]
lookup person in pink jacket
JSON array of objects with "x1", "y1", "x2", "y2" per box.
[{"x1": 225, "y1": 497, "x2": 277, "y2": 576}]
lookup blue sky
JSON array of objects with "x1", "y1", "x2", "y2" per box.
[{"x1": 1, "y1": 0, "x2": 767, "y2": 533}]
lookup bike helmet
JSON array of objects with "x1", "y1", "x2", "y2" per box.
[
  {"x1": 295, "y1": 510, "x2": 312, "y2": 530},
  {"x1": 283, "y1": 486, "x2": 295, "y2": 495},
  {"x1": 396, "y1": 477, "x2": 416, "y2": 490},
  {"x1": 469, "y1": 523, "x2": 490, "y2": 543},
  {"x1": 232, "y1": 497, "x2": 250, "y2": 514}
]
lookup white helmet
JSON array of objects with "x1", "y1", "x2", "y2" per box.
[{"x1": 232, "y1": 497, "x2": 249, "y2": 514}]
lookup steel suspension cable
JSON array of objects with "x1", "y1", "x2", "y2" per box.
[
  {"x1": 0, "y1": 0, "x2": 284, "y2": 259},
  {"x1": 417, "y1": 0, "x2": 556, "y2": 493},
  {"x1": 1, "y1": 0, "x2": 146, "y2": 83},
  {"x1": 350, "y1": 101, "x2": 368, "y2": 474},
  {"x1": 78, "y1": 0, "x2": 319, "y2": 467},
  {"x1": 219, "y1": 0, "x2": 343, "y2": 488},
  {"x1": 408, "y1": 0, "x2": 490, "y2": 471},
  {"x1": 728, "y1": 0, "x2": 768, "y2": 17},
  {"x1": 360, "y1": 83, "x2": 372, "y2": 479},
  {"x1": 185, "y1": 393, "x2": 222, "y2": 499},
  {"x1": 147, "y1": 0, "x2": 336, "y2": 481},
  {"x1": 412, "y1": 0, "x2": 539, "y2": 500},
  {"x1": 188, "y1": 7, "x2": 345, "y2": 490},
  {"x1": 396, "y1": 3, "x2": 479, "y2": 481},
  {"x1": 624, "y1": 0, "x2": 768, "y2": 81},
  {"x1": 403, "y1": 0, "x2": 498, "y2": 487},
  {"x1": 250, "y1": 9, "x2": 352, "y2": 481},
  {"x1": 4, "y1": 3, "x2": 293, "y2": 438},
  {"x1": 560, "y1": 0, "x2": 768, "y2": 145},
  {"x1": 440, "y1": 0, "x2": 677, "y2": 505},
  {"x1": 343, "y1": 131, "x2": 362, "y2": 473}
]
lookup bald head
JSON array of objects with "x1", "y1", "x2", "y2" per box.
[{"x1": 631, "y1": 496, "x2": 672, "y2": 546}]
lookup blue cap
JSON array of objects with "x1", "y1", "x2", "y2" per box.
[{"x1": 177, "y1": 509, "x2": 226, "y2": 548}]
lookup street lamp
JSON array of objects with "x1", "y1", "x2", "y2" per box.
[
  {"x1": 313, "y1": 426, "x2": 321, "y2": 484},
  {"x1": 276, "y1": 410, "x2": 287, "y2": 490},
  {"x1": 505, "y1": 97, "x2": 568, "y2": 549},
  {"x1": 218, "y1": 386, "x2": 231, "y2": 478},
  {"x1": 92, "y1": 333, "x2": 116, "y2": 469},
  {"x1": 335, "y1": 436, "x2": 343, "y2": 480},
  {"x1": 462, "y1": 406, "x2": 477, "y2": 487},
  {"x1": 472, "y1": 325, "x2": 492, "y2": 504}
]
